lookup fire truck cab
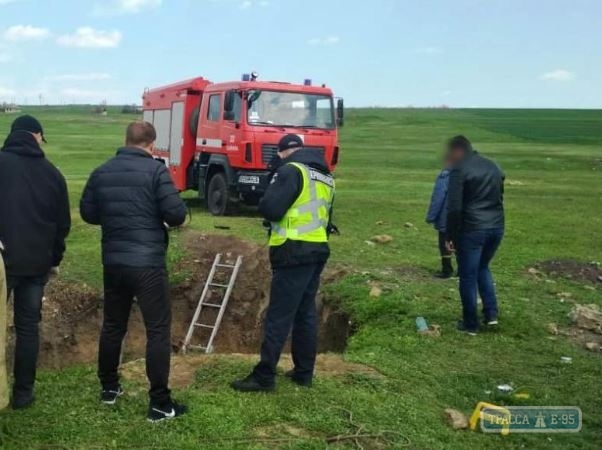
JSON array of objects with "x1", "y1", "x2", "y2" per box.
[{"x1": 142, "y1": 73, "x2": 343, "y2": 215}]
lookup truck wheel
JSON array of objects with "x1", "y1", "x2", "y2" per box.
[{"x1": 207, "y1": 172, "x2": 230, "y2": 216}]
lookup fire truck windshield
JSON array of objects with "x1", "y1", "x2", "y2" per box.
[{"x1": 246, "y1": 90, "x2": 335, "y2": 129}]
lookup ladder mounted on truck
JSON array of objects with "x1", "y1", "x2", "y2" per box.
[{"x1": 182, "y1": 254, "x2": 243, "y2": 354}]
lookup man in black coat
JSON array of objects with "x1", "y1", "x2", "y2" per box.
[
  {"x1": 445, "y1": 136, "x2": 505, "y2": 335},
  {"x1": 80, "y1": 122, "x2": 187, "y2": 422},
  {"x1": 0, "y1": 115, "x2": 71, "y2": 409},
  {"x1": 232, "y1": 135, "x2": 336, "y2": 392}
]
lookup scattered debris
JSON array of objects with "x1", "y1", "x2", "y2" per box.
[
  {"x1": 497, "y1": 384, "x2": 514, "y2": 394},
  {"x1": 585, "y1": 342, "x2": 600, "y2": 352},
  {"x1": 513, "y1": 392, "x2": 530, "y2": 400},
  {"x1": 547, "y1": 323, "x2": 559, "y2": 335},
  {"x1": 560, "y1": 356, "x2": 572, "y2": 364},
  {"x1": 369, "y1": 285, "x2": 383, "y2": 298},
  {"x1": 404, "y1": 222, "x2": 414, "y2": 229},
  {"x1": 444, "y1": 408, "x2": 468, "y2": 430},
  {"x1": 505, "y1": 179, "x2": 525, "y2": 186},
  {"x1": 375, "y1": 220, "x2": 386, "y2": 226},
  {"x1": 415, "y1": 316, "x2": 428, "y2": 332},
  {"x1": 370, "y1": 234, "x2": 393, "y2": 244},
  {"x1": 419, "y1": 325, "x2": 441, "y2": 338},
  {"x1": 568, "y1": 304, "x2": 602, "y2": 334}
]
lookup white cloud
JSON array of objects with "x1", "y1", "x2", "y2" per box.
[
  {"x1": 48, "y1": 73, "x2": 112, "y2": 82},
  {"x1": 57, "y1": 28, "x2": 122, "y2": 48},
  {"x1": 540, "y1": 69, "x2": 575, "y2": 82},
  {"x1": 308, "y1": 36, "x2": 340, "y2": 46},
  {"x1": 0, "y1": 85, "x2": 16, "y2": 97},
  {"x1": 3, "y1": 25, "x2": 51, "y2": 42},
  {"x1": 0, "y1": 0, "x2": 20, "y2": 5},
  {"x1": 93, "y1": 0, "x2": 162, "y2": 15},
  {"x1": 61, "y1": 88, "x2": 107, "y2": 100},
  {"x1": 239, "y1": 0, "x2": 268, "y2": 9}
]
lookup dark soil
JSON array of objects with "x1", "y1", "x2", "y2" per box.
[
  {"x1": 6, "y1": 231, "x2": 352, "y2": 370},
  {"x1": 535, "y1": 259, "x2": 602, "y2": 284}
]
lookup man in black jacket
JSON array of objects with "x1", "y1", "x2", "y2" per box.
[
  {"x1": 232, "y1": 134, "x2": 335, "y2": 392},
  {"x1": 445, "y1": 136, "x2": 505, "y2": 335},
  {"x1": 80, "y1": 122, "x2": 187, "y2": 422},
  {"x1": 0, "y1": 115, "x2": 71, "y2": 409}
]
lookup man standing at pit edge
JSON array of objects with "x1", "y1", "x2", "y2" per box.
[
  {"x1": 445, "y1": 136, "x2": 505, "y2": 336},
  {"x1": 0, "y1": 116, "x2": 71, "y2": 409},
  {"x1": 232, "y1": 134, "x2": 336, "y2": 392},
  {"x1": 80, "y1": 122, "x2": 187, "y2": 422}
]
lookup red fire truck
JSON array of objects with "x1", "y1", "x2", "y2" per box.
[{"x1": 142, "y1": 73, "x2": 343, "y2": 215}]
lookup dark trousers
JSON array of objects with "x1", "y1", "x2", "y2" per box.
[
  {"x1": 438, "y1": 231, "x2": 453, "y2": 273},
  {"x1": 98, "y1": 267, "x2": 172, "y2": 405},
  {"x1": 457, "y1": 228, "x2": 504, "y2": 330},
  {"x1": 253, "y1": 263, "x2": 325, "y2": 385},
  {"x1": 6, "y1": 275, "x2": 48, "y2": 397}
]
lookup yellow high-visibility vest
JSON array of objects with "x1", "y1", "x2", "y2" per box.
[{"x1": 269, "y1": 162, "x2": 335, "y2": 246}]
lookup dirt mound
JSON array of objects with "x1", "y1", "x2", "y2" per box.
[
  {"x1": 6, "y1": 231, "x2": 352, "y2": 370},
  {"x1": 121, "y1": 354, "x2": 383, "y2": 388},
  {"x1": 535, "y1": 259, "x2": 602, "y2": 285}
]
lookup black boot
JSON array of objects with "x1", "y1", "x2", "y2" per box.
[
  {"x1": 436, "y1": 258, "x2": 454, "y2": 279},
  {"x1": 231, "y1": 374, "x2": 275, "y2": 392},
  {"x1": 284, "y1": 369, "x2": 313, "y2": 388}
]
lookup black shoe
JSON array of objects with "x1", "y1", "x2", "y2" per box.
[
  {"x1": 456, "y1": 320, "x2": 478, "y2": 336},
  {"x1": 435, "y1": 270, "x2": 454, "y2": 279},
  {"x1": 11, "y1": 393, "x2": 35, "y2": 410},
  {"x1": 284, "y1": 369, "x2": 312, "y2": 387},
  {"x1": 101, "y1": 386, "x2": 124, "y2": 405},
  {"x1": 231, "y1": 374, "x2": 275, "y2": 392},
  {"x1": 484, "y1": 318, "x2": 499, "y2": 328},
  {"x1": 147, "y1": 401, "x2": 187, "y2": 423}
]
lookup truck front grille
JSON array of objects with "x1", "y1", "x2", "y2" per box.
[{"x1": 261, "y1": 145, "x2": 325, "y2": 166}]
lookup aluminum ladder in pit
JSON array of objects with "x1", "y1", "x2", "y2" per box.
[{"x1": 182, "y1": 254, "x2": 243, "y2": 354}]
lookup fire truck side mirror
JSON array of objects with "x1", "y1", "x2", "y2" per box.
[
  {"x1": 224, "y1": 91, "x2": 235, "y2": 119},
  {"x1": 336, "y1": 98, "x2": 345, "y2": 127}
]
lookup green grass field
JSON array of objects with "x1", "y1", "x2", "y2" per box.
[{"x1": 0, "y1": 106, "x2": 601, "y2": 449}]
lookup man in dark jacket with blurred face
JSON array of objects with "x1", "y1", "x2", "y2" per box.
[
  {"x1": 0, "y1": 115, "x2": 71, "y2": 409},
  {"x1": 232, "y1": 134, "x2": 336, "y2": 392},
  {"x1": 445, "y1": 136, "x2": 505, "y2": 335},
  {"x1": 80, "y1": 122, "x2": 187, "y2": 422}
]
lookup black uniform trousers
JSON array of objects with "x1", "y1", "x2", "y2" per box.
[
  {"x1": 252, "y1": 262, "x2": 325, "y2": 385},
  {"x1": 6, "y1": 274, "x2": 48, "y2": 398},
  {"x1": 98, "y1": 267, "x2": 172, "y2": 405}
]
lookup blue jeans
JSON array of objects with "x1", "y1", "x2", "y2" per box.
[
  {"x1": 457, "y1": 228, "x2": 504, "y2": 330},
  {"x1": 6, "y1": 275, "x2": 48, "y2": 397}
]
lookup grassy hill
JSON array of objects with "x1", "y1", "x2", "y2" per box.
[{"x1": 0, "y1": 107, "x2": 601, "y2": 449}]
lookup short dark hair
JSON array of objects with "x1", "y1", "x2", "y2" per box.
[
  {"x1": 447, "y1": 135, "x2": 472, "y2": 152},
  {"x1": 126, "y1": 121, "x2": 157, "y2": 147}
]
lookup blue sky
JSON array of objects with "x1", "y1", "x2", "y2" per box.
[{"x1": 0, "y1": 0, "x2": 600, "y2": 107}]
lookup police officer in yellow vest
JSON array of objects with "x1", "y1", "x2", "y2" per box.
[{"x1": 232, "y1": 134, "x2": 335, "y2": 392}]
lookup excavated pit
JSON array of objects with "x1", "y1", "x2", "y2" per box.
[{"x1": 6, "y1": 232, "x2": 352, "y2": 370}]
